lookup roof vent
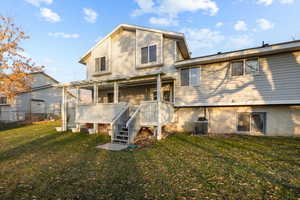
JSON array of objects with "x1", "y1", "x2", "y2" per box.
[
  {"x1": 262, "y1": 41, "x2": 269, "y2": 47},
  {"x1": 217, "y1": 52, "x2": 222, "y2": 54}
]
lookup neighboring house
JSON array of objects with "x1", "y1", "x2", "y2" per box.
[
  {"x1": 58, "y1": 24, "x2": 300, "y2": 144},
  {"x1": 0, "y1": 72, "x2": 63, "y2": 122}
]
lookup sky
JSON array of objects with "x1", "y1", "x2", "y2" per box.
[{"x1": 1, "y1": 0, "x2": 300, "y2": 83}]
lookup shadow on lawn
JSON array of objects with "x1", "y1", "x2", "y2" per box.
[
  {"x1": 0, "y1": 131, "x2": 97, "y2": 163},
  {"x1": 155, "y1": 141, "x2": 234, "y2": 199},
  {"x1": 173, "y1": 134, "x2": 300, "y2": 197},
  {"x1": 4, "y1": 136, "x2": 147, "y2": 200},
  {"x1": 206, "y1": 136, "x2": 300, "y2": 168}
]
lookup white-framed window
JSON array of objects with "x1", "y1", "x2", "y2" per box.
[
  {"x1": 141, "y1": 45, "x2": 157, "y2": 64},
  {"x1": 237, "y1": 112, "x2": 266, "y2": 134},
  {"x1": 95, "y1": 56, "x2": 106, "y2": 72},
  {"x1": 0, "y1": 97, "x2": 8, "y2": 105},
  {"x1": 231, "y1": 58, "x2": 260, "y2": 76},
  {"x1": 180, "y1": 67, "x2": 201, "y2": 86}
]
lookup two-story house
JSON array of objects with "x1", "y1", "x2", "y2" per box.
[
  {"x1": 0, "y1": 71, "x2": 63, "y2": 122},
  {"x1": 58, "y1": 24, "x2": 300, "y2": 144}
]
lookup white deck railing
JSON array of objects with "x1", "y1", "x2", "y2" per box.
[
  {"x1": 75, "y1": 103, "x2": 127, "y2": 124},
  {"x1": 126, "y1": 105, "x2": 142, "y2": 144},
  {"x1": 111, "y1": 105, "x2": 129, "y2": 140},
  {"x1": 140, "y1": 101, "x2": 158, "y2": 126},
  {"x1": 160, "y1": 101, "x2": 174, "y2": 125}
]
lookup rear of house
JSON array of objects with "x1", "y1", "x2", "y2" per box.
[
  {"x1": 58, "y1": 24, "x2": 300, "y2": 143},
  {"x1": 174, "y1": 43, "x2": 300, "y2": 136}
]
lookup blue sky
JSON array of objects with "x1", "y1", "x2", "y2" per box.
[{"x1": 1, "y1": 0, "x2": 300, "y2": 83}]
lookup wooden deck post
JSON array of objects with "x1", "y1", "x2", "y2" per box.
[
  {"x1": 157, "y1": 74, "x2": 163, "y2": 140},
  {"x1": 62, "y1": 86, "x2": 67, "y2": 131},
  {"x1": 114, "y1": 82, "x2": 119, "y2": 104},
  {"x1": 93, "y1": 83, "x2": 99, "y2": 133}
]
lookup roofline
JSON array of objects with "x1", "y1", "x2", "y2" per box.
[
  {"x1": 79, "y1": 24, "x2": 190, "y2": 64},
  {"x1": 30, "y1": 71, "x2": 60, "y2": 84},
  {"x1": 175, "y1": 40, "x2": 300, "y2": 68}
]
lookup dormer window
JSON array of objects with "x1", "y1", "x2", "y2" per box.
[
  {"x1": 95, "y1": 56, "x2": 106, "y2": 72},
  {"x1": 141, "y1": 45, "x2": 157, "y2": 64}
]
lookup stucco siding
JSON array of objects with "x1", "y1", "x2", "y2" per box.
[{"x1": 175, "y1": 51, "x2": 300, "y2": 106}]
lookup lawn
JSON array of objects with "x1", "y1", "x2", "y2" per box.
[{"x1": 0, "y1": 122, "x2": 300, "y2": 200}]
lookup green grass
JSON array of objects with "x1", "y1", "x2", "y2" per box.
[{"x1": 0, "y1": 122, "x2": 300, "y2": 200}]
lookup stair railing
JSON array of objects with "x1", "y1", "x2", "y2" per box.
[
  {"x1": 110, "y1": 105, "x2": 130, "y2": 141},
  {"x1": 126, "y1": 105, "x2": 142, "y2": 144}
]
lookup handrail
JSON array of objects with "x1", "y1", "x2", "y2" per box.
[
  {"x1": 126, "y1": 105, "x2": 142, "y2": 128},
  {"x1": 111, "y1": 105, "x2": 129, "y2": 125}
]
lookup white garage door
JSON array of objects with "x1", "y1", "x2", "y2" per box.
[{"x1": 31, "y1": 100, "x2": 46, "y2": 114}]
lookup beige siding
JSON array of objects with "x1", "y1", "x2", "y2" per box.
[
  {"x1": 85, "y1": 29, "x2": 177, "y2": 81},
  {"x1": 31, "y1": 73, "x2": 57, "y2": 88},
  {"x1": 87, "y1": 36, "x2": 111, "y2": 80},
  {"x1": 171, "y1": 106, "x2": 300, "y2": 136},
  {"x1": 163, "y1": 38, "x2": 175, "y2": 66},
  {"x1": 175, "y1": 51, "x2": 300, "y2": 106},
  {"x1": 176, "y1": 42, "x2": 184, "y2": 61},
  {"x1": 111, "y1": 30, "x2": 135, "y2": 76},
  {"x1": 136, "y1": 29, "x2": 163, "y2": 68}
]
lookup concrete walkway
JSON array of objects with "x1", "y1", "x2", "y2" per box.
[{"x1": 96, "y1": 143, "x2": 128, "y2": 151}]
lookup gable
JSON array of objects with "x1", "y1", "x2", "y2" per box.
[{"x1": 30, "y1": 72, "x2": 59, "y2": 88}]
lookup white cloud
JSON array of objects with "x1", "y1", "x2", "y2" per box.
[
  {"x1": 256, "y1": 18, "x2": 274, "y2": 30},
  {"x1": 227, "y1": 35, "x2": 254, "y2": 48},
  {"x1": 181, "y1": 28, "x2": 225, "y2": 52},
  {"x1": 255, "y1": 0, "x2": 295, "y2": 5},
  {"x1": 132, "y1": 0, "x2": 219, "y2": 24},
  {"x1": 40, "y1": 8, "x2": 61, "y2": 23},
  {"x1": 132, "y1": 0, "x2": 155, "y2": 16},
  {"x1": 24, "y1": 0, "x2": 52, "y2": 7},
  {"x1": 215, "y1": 22, "x2": 223, "y2": 28},
  {"x1": 279, "y1": 0, "x2": 295, "y2": 4},
  {"x1": 48, "y1": 32, "x2": 80, "y2": 39},
  {"x1": 149, "y1": 17, "x2": 178, "y2": 26},
  {"x1": 256, "y1": 0, "x2": 273, "y2": 5},
  {"x1": 234, "y1": 20, "x2": 248, "y2": 31},
  {"x1": 83, "y1": 8, "x2": 98, "y2": 23}
]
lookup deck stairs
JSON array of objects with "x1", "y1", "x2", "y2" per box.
[{"x1": 112, "y1": 107, "x2": 136, "y2": 144}]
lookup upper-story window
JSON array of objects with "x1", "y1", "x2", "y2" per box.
[
  {"x1": 141, "y1": 45, "x2": 157, "y2": 64},
  {"x1": 95, "y1": 56, "x2": 106, "y2": 72},
  {"x1": 180, "y1": 67, "x2": 200, "y2": 86},
  {"x1": 231, "y1": 58, "x2": 259, "y2": 76},
  {"x1": 0, "y1": 97, "x2": 8, "y2": 105}
]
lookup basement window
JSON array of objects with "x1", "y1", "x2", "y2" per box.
[{"x1": 237, "y1": 112, "x2": 266, "y2": 134}]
